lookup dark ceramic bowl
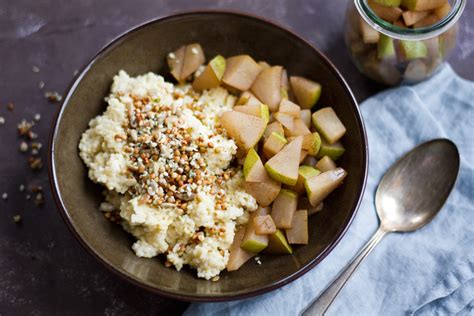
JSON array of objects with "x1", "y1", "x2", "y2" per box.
[{"x1": 49, "y1": 11, "x2": 368, "y2": 302}]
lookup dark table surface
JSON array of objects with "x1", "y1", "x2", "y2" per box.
[{"x1": 0, "y1": 0, "x2": 472, "y2": 315}]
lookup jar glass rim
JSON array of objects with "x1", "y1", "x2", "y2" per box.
[{"x1": 355, "y1": 0, "x2": 466, "y2": 40}]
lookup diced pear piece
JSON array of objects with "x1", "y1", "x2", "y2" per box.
[
  {"x1": 434, "y1": 2, "x2": 451, "y2": 19},
  {"x1": 274, "y1": 112, "x2": 295, "y2": 131},
  {"x1": 290, "y1": 76, "x2": 322, "y2": 110},
  {"x1": 264, "y1": 136, "x2": 303, "y2": 186},
  {"x1": 399, "y1": 40, "x2": 428, "y2": 60},
  {"x1": 227, "y1": 227, "x2": 255, "y2": 271},
  {"x1": 359, "y1": 17, "x2": 380, "y2": 44},
  {"x1": 237, "y1": 91, "x2": 262, "y2": 107},
  {"x1": 167, "y1": 46, "x2": 186, "y2": 82},
  {"x1": 377, "y1": 34, "x2": 396, "y2": 60},
  {"x1": 302, "y1": 155, "x2": 317, "y2": 166},
  {"x1": 368, "y1": 0, "x2": 403, "y2": 21},
  {"x1": 251, "y1": 66, "x2": 283, "y2": 112},
  {"x1": 298, "y1": 197, "x2": 324, "y2": 216},
  {"x1": 401, "y1": 0, "x2": 448, "y2": 11},
  {"x1": 263, "y1": 132, "x2": 287, "y2": 158},
  {"x1": 315, "y1": 155, "x2": 337, "y2": 172},
  {"x1": 234, "y1": 103, "x2": 270, "y2": 125},
  {"x1": 263, "y1": 121, "x2": 284, "y2": 140},
  {"x1": 393, "y1": 19, "x2": 407, "y2": 28},
  {"x1": 181, "y1": 44, "x2": 205, "y2": 80},
  {"x1": 265, "y1": 229, "x2": 293, "y2": 254},
  {"x1": 317, "y1": 140, "x2": 345, "y2": 160},
  {"x1": 309, "y1": 202, "x2": 324, "y2": 215},
  {"x1": 291, "y1": 165, "x2": 320, "y2": 194},
  {"x1": 372, "y1": 0, "x2": 401, "y2": 7},
  {"x1": 300, "y1": 110, "x2": 312, "y2": 128},
  {"x1": 284, "y1": 119, "x2": 311, "y2": 137},
  {"x1": 279, "y1": 99, "x2": 301, "y2": 118},
  {"x1": 243, "y1": 148, "x2": 268, "y2": 182},
  {"x1": 302, "y1": 132, "x2": 322, "y2": 156},
  {"x1": 286, "y1": 210, "x2": 308, "y2": 245},
  {"x1": 241, "y1": 207, "x2": 269, "y2": 253},
  {"x1": 223, "y1": 55, "x2": 262, "y2": 91},
  {"x1": 404, "y1": 60, "x2": 428, "y2": 82},
  {"x1": 300, "y1": 150, "x2": 308, "y2": 164},
  {"x1": 254, "y1": 215, "x2": 277, "y2": 235},
  {"x1": 414, "y1": 14, "x2": 440, "y2": 28},
  {"x1": 268, "y1": 113, "x2": 276, "y2": 124},
  {"x1": 245, "y1": 180, "x2": 281, "y2": 207},
  {"x1": 312, "y1": 107, "x2": 347, "y2": 145},
  {"x1": 281, "y1": 69, "x2": 290, "y2": 92},
  {"x1": 192, "y1": 55, "x2": 226, "y2": 92},
  {"x1": 280, "y1": 88, "x2": 289, "y2": 100},
  {"x1": 439, "y1": 27, "x2": 457, "y2": 58},
  {"x1": 402, "y1": 10, "x2": 429, "y2": 26},
  {"x1": 258, "y1": 61, "x2": 271, "y2": 69},
  {"x1": 236, "y1": 91, "x2": 250, "y2": 105},
  {"x1": 271, "y1": 189, "x2": 298, "y2": 229},
  {"x1": 363, "y1": 55, "x2": 402, "y2": 85},
  {"x1": 424, "y1": 37, "x2": 441, "y2": 59},
  {"x1": 305, "y1": 168, "x2": 347, "y2": 206},
  {"x1": 220, "y1": 111, "x2": 266, "y2": 151}
]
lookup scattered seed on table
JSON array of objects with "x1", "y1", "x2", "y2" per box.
[
  {"x1": 34, "y1": 113, "x2": 41, "y2": 121},
  {"x1": 20, "y1": 141, "x2": 28, "y2": 152},
  {"x1": 28, "y1": 157, "x2": 43, "y2": 170},
  {"x1": 1, "y1": 193, "x2": 7, "y2": 200},
  {"x1": 32, "y1": 66, "x2": 40, "y2": 73},
  {"x1": 35, "y1": 193, "x2": 44, "y2": 205},
  {"x1": 0, "y1": 117, "x2": 4, "y2": 125},
  {"x1": 31, "y1": 185, "x2": 43, "y2": 193},
  {"x1": 31, "y1": 142, "x2": 42, "y2": 152},
  {"x1": 26, "y1": 194, "x2": 31, "y2": 200},
  {"x1": 17, "y1": 120, "x2": 33, "y2": 136},
  {"x1": 19, "y1": 184, "x2": 25, "y2": 192},
  {"x1": 7, "y1": 102, "x2": 14, "y2": 111},
  {"x1": 44, "y1": 91, "x2": 62, "y2": 103},
  {"x1": 13, "y1": 215, "x2": 22, "y2": 224},
  {"x1": 38, "y1": 81, "x2": 45, "y2": 89}
]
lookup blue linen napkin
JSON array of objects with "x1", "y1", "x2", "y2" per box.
[{"x1": 185, "y1": 64, "x2": 474, "y2": 316}]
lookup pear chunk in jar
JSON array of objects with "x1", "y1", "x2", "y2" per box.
[{"x1": 344, "y1": 0, "x2": 462, "y2": 85}]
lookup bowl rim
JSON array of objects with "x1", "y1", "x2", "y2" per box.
[{"x1": 48, "y1": 9, "x2": 368, "y2": 303}]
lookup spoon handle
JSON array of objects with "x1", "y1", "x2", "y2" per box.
[{"x1": 301, "y1": 226, "x2": 388, "y2": 316}]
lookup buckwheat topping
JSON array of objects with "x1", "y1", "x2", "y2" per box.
[{"x1": 122, "y1": 89, "x2": 235, "y2": 211}]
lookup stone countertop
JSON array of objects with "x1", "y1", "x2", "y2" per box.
[{"x1": 0, "y1": 0, "x2": 472, "y2": 314}]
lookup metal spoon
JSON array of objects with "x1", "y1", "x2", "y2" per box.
[{"x1": 302, "y1": 138, "x2": 460, "y2": 316}]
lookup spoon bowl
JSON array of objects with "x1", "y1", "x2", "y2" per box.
[
  {"x1": 302, "y1": 138, "x2": 460, "y2": 315},
  {"x1": 376, "y1": 139, "x2": 460, "y2": 232}
]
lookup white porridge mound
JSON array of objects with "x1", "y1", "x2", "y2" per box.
[{"x1": 79, "y1": 70, "x2": 258, "y2": 280}]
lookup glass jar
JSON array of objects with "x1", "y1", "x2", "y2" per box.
[{"x1": 344, "y1": 0, "x2": 465, "y2": 85}]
